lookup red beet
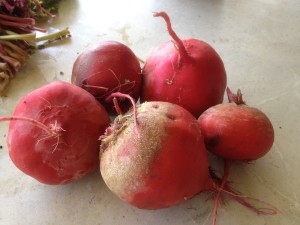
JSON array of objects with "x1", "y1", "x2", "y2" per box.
[
  {"x1": 198, "y1": 87, "x2": 275, "y2": 225},
  {"x1": 99, "y1": 93, "x2": 277, "y2": 225},
  {"x1": 71, "y1": 41, "x2": 142, "y2": 115},
  {"x1": 198, "y1": 88, "x2": 274, "y2": 161},
  {"x1": 1, "y1": 81, "x2": 110, "y2": 185},
  {"x1": 141, "y1": 12, "x2": 227, "y2": 118}
]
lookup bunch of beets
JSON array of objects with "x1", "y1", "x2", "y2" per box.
[
  {"x1": 0, "y1": 0, "x2": 70, "y2": 95},
  {"x1": 0, "y1": 11, "x2": 277, "y2": 225}
]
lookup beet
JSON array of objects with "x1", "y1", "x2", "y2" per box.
[
  {"x1": 100, "y1": 93, "x2": 214, "y2": 209},
  {"x1": 71, "y1": 41, "x2": 142, "y2": 115},
  {"x1": 198, "y1": 87, "x2": 276, "y2": 225},
  {"x1": 141, "y1": 12, "x2": 227, "y2": 118},
  {"x1": 1, "y1": 81, "x2": 110, "y2": 184}
]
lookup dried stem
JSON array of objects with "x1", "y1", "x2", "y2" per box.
[
  {"x1": 226, "y1": 87, "x2": 246, "y2": 105},
  {"x1": 0, "y1": 116, "x2": 55, "y2": 136}
]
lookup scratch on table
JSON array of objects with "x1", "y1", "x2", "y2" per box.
[
  {"x1": 270, "y1": 186, "x2": 300, "y2": 210},
  {"x1": 184, "y1": 204, "x2": 212, "y2": 225},
  {"x1": 255, "y1": 75, "x2": 300, "y2": 107},
  {"x1": 273, "y1": 142, "x2": 284, "y2": 161},
  {"x1": 201, "y1": 210, "x2": 212, "y2": 225}
]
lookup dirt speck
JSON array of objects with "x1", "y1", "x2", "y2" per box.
[{"x1": 116, "y1": 24, "x2": 131, "y2": 45}]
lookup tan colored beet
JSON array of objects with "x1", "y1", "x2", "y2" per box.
[{"x1": 100, "y1": 100, "x2": 214, "y2": 209}]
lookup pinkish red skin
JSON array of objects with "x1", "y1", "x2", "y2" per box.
[
  {"x1": 71, "y1": 41, "x2": 142, "y2": 115},
  {"x1": 198, "y1": 103, "x2": 274, "y2": 161},
  {"x1": 141, "y1": 38, "x2": 227, "y2": 118},
  {"x1": 100, "y1": 101, "x2": 215, "y2": 209},
  {"x1": 7, "y1": 81, "x2": 111, "y2": 185},
  {"x1": 141, "y1": 12, "x2": 226, "y2": 118}
]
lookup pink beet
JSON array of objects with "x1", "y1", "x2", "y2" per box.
[{"x1": 141, "y1": 11, "x2": 227, "y2": 118}]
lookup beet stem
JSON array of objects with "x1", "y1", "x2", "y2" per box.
[
  {"x1": 226, "y1": 87, "x2": 245, "y2": 105},
  {"x1": 0, "y1": 72, "x2": 10, "y2": 95},
  {"x1": 35, "y1": 27, "x2": 70, "y2": 42},
  {"x1": 0, "y1": 40, "x2": 29, "y2": 59},
  {"x1": 82, "y1": 84, "x2": 109, "y2": 92},
  {"x1": 113, "y1": 97, "x2": 124, "y2": 115},
  {"x1": 212, "y1": 159, "x2": 279, "y2": 217},
  {"x1": 0, "y1": 33, "x2": 36, "y2": 41},
  {"x1": 0, "y1": 13, "x2": 35, "y2": 24},
  {"x1": 106, "y1": 92, "x2": 138, "y2": 128},
  {"x1": 223, "y1": 184, "x2": 279, "y2": 215},
  {"x1": 0, "y1": 116, "x2": 55, "y2": 136},
  {"x1": 153, "y1": 11, "x2": 189, "y2": 63},
  {"x1": 212, "y1": 160, "x2": 232, "y2": 225}
]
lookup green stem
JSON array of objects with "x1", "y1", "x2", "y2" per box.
[
  {"x1": 35, "y1": 27, "x2": 70, "y2": 42},
  {"x1": 0, "y1": 33, "x2": 36, "y2": 41}
]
